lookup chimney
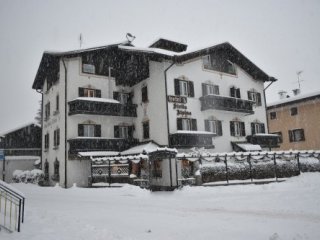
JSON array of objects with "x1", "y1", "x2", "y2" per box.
[
  {"x1": 278, "y1": 90, "x2": 287, "y2": 99},
  {"x1": 292, "y1": 88, "x2": 301, "y2": 96}
]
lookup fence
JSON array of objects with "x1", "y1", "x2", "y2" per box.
[
  {"x1": 199, "y1": 151, "x2": 320, "y2": 184},
  {"x1": 0, "y1": 180, "x2": 25, "y2": 232}
]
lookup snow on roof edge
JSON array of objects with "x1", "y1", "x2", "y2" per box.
[
  {"x1": 267, "y1": 90, "x2": 320, "y2": 107},
  {"x1": 0, "y1": 121, "x2": 40, "y2": 136}
]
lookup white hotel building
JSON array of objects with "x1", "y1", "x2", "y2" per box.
[{"x1": 32, "y1": 38, "x2": 277, "y2": 188}]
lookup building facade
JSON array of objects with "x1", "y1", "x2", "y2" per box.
[
  {"x1": 0, "y1": 122, "x2": 41, "y2": 182},
  {"x1": 32, "y1": 38, "x2": 276, "y2": 187},
  {"x1": 267, "y1": 91, "x2": 320, "y2": 150}
]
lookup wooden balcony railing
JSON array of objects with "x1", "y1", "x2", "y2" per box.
[
  {"x1": 68, "y1": 99, "x2": 137, "y2": 117},
  {"x1": 68, "y1": 138, "x2": 139, "y2": 154},
  {"x1": 200, "y1": 95, "x2": 254, "y2": 114},
  {"x1": 169, "y1": 132, "x2": 215, "y2": 149}
]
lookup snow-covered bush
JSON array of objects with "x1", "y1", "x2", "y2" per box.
[{"x1": 12, "y1": 169, "x2": 44, "y2": 184}]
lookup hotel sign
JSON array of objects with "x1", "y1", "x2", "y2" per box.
[{"x1": 167, "y1": 95, "x2": 187, "y2": 104}]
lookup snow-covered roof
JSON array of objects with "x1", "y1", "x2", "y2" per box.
[
  {"x1": 236, "y1": 143, "x2": 262, "y2": 152},
  {"x1": 0, "y1": 122, "x2": 40, "y2": 136},
  {"x1": 78, "y1": 151, "x2": 120, "y2": 157},
  {"x1": 68, "y1": 97, "x2": 120, "y2": 104},
  {"x1": 4, "y1": 156, "x2": 40, "y2": 161},
  {"x1": 174, "y1": 130, "x2": 215, "y2": 135},
  {"x1": 267, "y1": 90, "x2": 320, "y2": 108},
  {"x1": 119, "y1": 45, "x2": 178, "y2": 57},
  {"x1": 121, "y1": 142, "x2": 159, "y2": 155}
]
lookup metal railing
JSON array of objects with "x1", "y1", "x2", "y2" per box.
[{"x1": 0, "y1": 180, "x2": 25, "y2": 233}]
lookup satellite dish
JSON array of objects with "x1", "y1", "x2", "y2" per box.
[{"x1": 126, "y1": 33, "x2": 136, "y2": 43}]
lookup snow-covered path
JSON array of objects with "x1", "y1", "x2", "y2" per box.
[{"x1": 2, "y1": 173, "x2": 320, "y2": 240}]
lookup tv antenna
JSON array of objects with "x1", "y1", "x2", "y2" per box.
[
  {"x1": 79, "y1": 33, "x2": 83, "y2": 49},
  {"x1": 294, "y1": 70, "x2": 304, "y2": 90}
]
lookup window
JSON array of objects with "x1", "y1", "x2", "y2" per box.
[
  {"x1": 45, "y1": 102, "x2": 50, "y2": 121},
  {"x1": 52, "y1": 158, "x2": 60, "y2": 181},
  {"x1": 251, "y1": 122, "x2": 265, "y2": 135},
  {"x1": 289, "y1": 129, "x2": 305, "y2": 142},
  {"x1": 202, "y1": 83, "x2": 219, "y2": 96},
  {"x1": 177, "y1": 118, "x2": 197, "y2": 131},
  {"x1": 44, "y1": 133, "x2": 49, "y2": 149},
  {"x1": 230, "y1": 121, "x2": 245, "y2": 137},
  {"x1": 82, "y1": 64, "x2": 95, "y2": 74},
  {"x1": 79, "y1": 87, "x2": 101, "y2": 98},
  {"x1": 270, "y1": 112, "x2": 277, "y2": 120},
  {"x1": 143, "y1": 121, "x2": 150, "y2": 139},
  {"x1": 56, "y1": 95, "x2": 59, "y2": 112},
  {"x1": 113, "y1": 92, "x2": 131, "y2": 104},
  {"x1": 142, "y1": 85, "x2": 148, "y2": 102},
  {"x1": 205, "y1": 120, "x2": 223, "y2": 136},
  {"x1": 114, "y1": 125, "x2": 134, "y2": 138},
  {"x1": 202, "y1": 54, "x2": 236, "y2": 75},
  {"x1": 78, "y1": 124, "x2": 101, "y2": 137},
  {"x1": 272, "y1": 132, "x2": 283, "y2": 143},
  {"x1": 290, "y1": 107, "x2": 298, "y2": 116},
  {"x1": 53, "y1": 129, "x2": 60, "y2": 148},
  {"x1": 44, "y1": 160, "x2": 49, "y2": 181},
  {"x1": 230, "y1": 87, "x2": 241, "y2": 98},
  {"x1": 248, "y1": 91, "x2": 262, "y2": 106},
  {"x1": 174, "y1": 79, "x2": 194, "y2": 97}
]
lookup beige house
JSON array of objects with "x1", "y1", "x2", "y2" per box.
[{"x1": 267, "y1": 91, "x2": 320, "y2": 150}]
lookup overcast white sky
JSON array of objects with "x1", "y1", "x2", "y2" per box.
[{"x1": 0, "y1": 0, "x2": 319, "y2": 134}]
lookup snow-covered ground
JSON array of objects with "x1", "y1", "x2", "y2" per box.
[{"x1": 2, "y1": 173, "x2": 320, "y2": 240}]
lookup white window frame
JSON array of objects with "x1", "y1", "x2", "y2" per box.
[
  {"x1": 182, "y1": 119, "x2": 191, "y2": 131},
  {"x1": 234, "y1": 122, "x2": 241, "y2": 137},
  {"x1": 83, "y1": 125, "x2": 95, "y2": 137},
  {"x1": 83, "y1": 64, "x2": 95, "y2": 74},
  {"x1": 179, "y1": 81, "x2": 189, "y2": 97},
  {"x1": 84, "y1": 89, "x2": 95, "y2": 98},
  {"x1": 119, "y1": 93, "x2": 129, "y2": 104},
  {"x1": 119, "y1": 126, "x2": 128, "y2": 139},
  {"x1": 206, "y1": 84, "x2": 219, "y2": 95},
  {"x1": 254, "y1": 123, "x2": 262, "y2": 134},
  {"x1": 208, "y1": 120, "x2": 217, "y2": 134}
]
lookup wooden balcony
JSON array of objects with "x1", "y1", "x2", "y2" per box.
[
  {"x1": 200, "y1": 95, "x2": 254, "y2": 114},
  {"x1": 68, "y1": 98, "x2": 137, "y2": 117},
  {"x1": 68, "y1": 138, "x2": 139, "y2": 154},
  {"x1": 246, "y1": 134, "x2": 280, "y2": 149},
  {"x1": 169, "y1": 131, "x2": 215, "y2": 149}
]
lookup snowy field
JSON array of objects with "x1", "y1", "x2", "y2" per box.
[{"x1": 2, "y1": 173, "x2": 320, "y2": 240}]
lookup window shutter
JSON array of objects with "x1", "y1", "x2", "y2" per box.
[
  {"x1": 230, "y1": 87, "x2": 235, "y2": 97},
  {"x1": 202, "y1": 83, "x2": 207, "y2": 96},
  {"x1": 177, "y1": 118, "x2": 182, "y2": 130},
  {"x1": 236, "y1": 88, "x2": 241, "y2": 98},
  {"x1": 113, "y1": 92, "x2": 119, "y2": 101},
  {"x1": 128, "y1": 92, "x2": 134, "y2": 104},
  {"x1": 261, "y1": 123, "x2": 265, "y2": 133},
  {"x1": 251, "y1": 123, "x2": 256, "y2": 135},
  {"x1": 95, "y1": 125, "x2": 101, "y2": 137},
  {"x1": 230, "y1": 121, "x2": 235, "y2": 136},
  {"x1": 240, "y1": 122, "x2": 246, "y2": 136},
  {"x1": 188, "y1": 81, "x2": 194, "y2": 97},
  {"x1": 204, "y1": 120, "x2": 210, "y2": 131},
  {"x1": 301, "y1": 129, "x2": 305, "y2": 141},
  {"x1": 96, "y1": 89, "x2": 101, "y2": 98},
  {"x1": 128, "y1": 126, "x2": 134, "y2": 138},
  {"x1": 114, "y1": 126, "x2": 120, "y2": 138},
  {"x1": 79, "y1": 88, "x2": 85, "y2": 97},
  {"x1": 256, "y1": 93, "x2": 262, "y2": 106},
  {"x1": 54, "y1": 130, "x2": 56, "y2": 146},
  {"x1": 47, "y1": 133, "x2": 50, "y2": 147},
  {"x1": 217, "y1": 121, "x2": 223, "y2": 136},
  {"x1": 78, "y1": 124, "x2": 84, "y2": 137},
  {"x1": 288, "y1": 130, "x2": 293, "y2": 142},
  {"x1": 142, "y1": 86, "x2": 148, "y2": 102},
  {"x1": 248, "y1": 91, "x2": 252, "y2": 101},
  {"x1": 214, "y1": 85, "x2": 220, "y2": 95},
  {"x1": 191, "y1": 119, "x2": 197, "y2": 131},
  {"x1": 174, "y1": 79, "x2": 180, "y2": 95},
  {"x1": 57, "y1": 129, "x2": 60, "y2": 146}
]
